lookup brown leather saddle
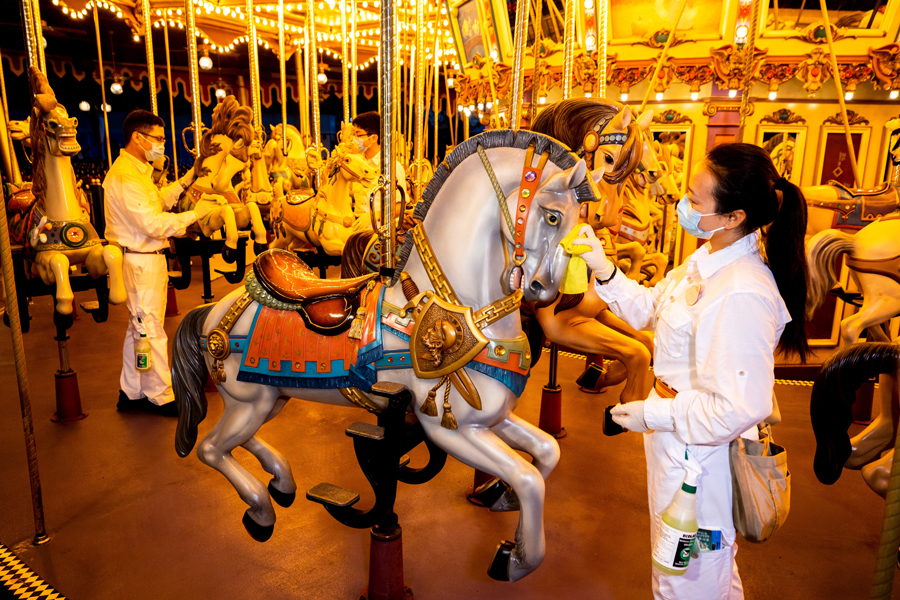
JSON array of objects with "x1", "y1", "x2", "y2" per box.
[
  {"x1": 254, "y1": 248, "x2": 378, "y2": 335},
  {"x1": 808, "y1": 180, "x2": 899, "y2": 220}
]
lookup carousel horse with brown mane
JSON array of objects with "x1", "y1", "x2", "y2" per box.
[
  {"x1": 3, "y1": 66, "x2": 125, "y2": 315},
  {"x1": 178, "y1": 97, "x2": 268, "y2": 263},
  {"x1": 264, "y1": 123, "x2": 323, "y2": 198},
  {"x1": 269, "y1": 123, "x2": 377, "y2": 256},
  {"x1": 171, "y1": 129, "x2": 595, "y2": 581}
]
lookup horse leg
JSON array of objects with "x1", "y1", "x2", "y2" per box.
[
  {"x1": 240, "y1": 397, "x2": 297, "y2": 505},
  {"x1": 85, "y1": 244, "x2": 126, "y2": 305},
  {"x1": 196, "y1": 388, "x2": 280, "y2": 539},
  {"x1": 596, "y1": 307, "x2": 655, "y2": 358},
  {"x1": 847, "y1": 367, "x2": 900, "y2": 469},
  {"x1": 244, "y1": 201, "x2": 268, "y2": 246},
  {"x1": 492, "y1": 414, "x2": 560, "y2": 480},
  {"x1": 421, "y1": 421, "x2": 547, "y2": 582},
  {"x1": 861, "y1": 449, "x2": 893, "y2": 498},
  {"x1": 840, "y1": 294, "x2": 900, "y2": 346},
  {"x1": 39, "y1": 252, "x2": 74, "y2": 314}
]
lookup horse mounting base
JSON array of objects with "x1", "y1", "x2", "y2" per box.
[
  {"x1": 360, "y1": 514, "x2": 414, "y2": 600},
  {"x1": 51, "y1": 309, "x2": 87, "y2": 423}
]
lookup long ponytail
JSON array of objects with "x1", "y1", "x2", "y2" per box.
[{"x1": 705, "y1": 143, "x2": 810, "y2": 363}]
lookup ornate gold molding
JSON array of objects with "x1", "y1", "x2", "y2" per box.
[
  {"x1": 869, "y1": 44, "x2": 900, "y2": 91},
  {"x1": 710, "y1": 44, "x2": 768, "y2": 91},
  {"x1": 796, "y1": 48, "x2": 832, "y2": 95},
  {"x1": 652, "y1": 109, "x2": 692, "y2": 124},
  {"x1": 703, "y1": 101, "x2": 754, "y2": 117},
  {"x1": 785, "y1": 21, "x2": 853, "y2": 44},
  {"x1": 823, "y1": 110, "x2": 869, "y2": 126},
  {"x1": 759, "y1": 108, "x2": 806, "y2": 125},
  {"x1": 634, "y1": 29, "x2": 688, "y2": 50}
]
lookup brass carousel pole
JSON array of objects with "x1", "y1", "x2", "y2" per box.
[
  {"x1": 433, "y1": 34, "x2": 439, "y2": 166},
  {"x1": 18, "y1": 0, "x2": 41, "y2": 70},
  {"x1": 818, "y1": 0, "x2": 862, "y2": 188},
  {"x1": 163, "y1": 21, "x2": 179, "y2": 174},
  {"x1": 413, "y1": 0, "x2": 426, "y2": 199},
  {"x1": 380, "y1": 0, "x2": 396, "y2": 281},
  {"x1": 247, "y1": 0, "x2": 263, "y2": 135},
  {"x1": 350, "y1": 0, "x2": 357, "y2": 118},
  {"x1": 561, "y1": 0, "x2": 575, "y2": 99},
  {"x1": 278, "y1": 0, "x2": 288, "y2": 156},
  {"x1": 509, "y1": 0, "x2": 531, "y2": 129},
  {"x1": 596, "y1": 0, "x2": 608, "y2": 98},
  {"x1": 296, "y1": 48, "x2": 309, "y2": 140},
  {"x1": 733, "y1": 0, "x2": 761, "y2": 143},
  {"x1": 639, "y1": 0, "x2": 688, "y2": 112},
  {"x1": 0, "y1": 47, "x2": 23, "y2": 184},
  {"x1": 529, "y1": 0, "x2": 543, "y2": 125},
  {"x1": 5, "y1": 0, "x2": 50, "y2": 548},
  {"x1": 141, "y1": 0, "x2": 158, "y2": 115},
  {"x1": 308, "y1": 0, "x2": 322, "y2": 155},
  {"x1": 184, "y1": 0, "x2": 203, "y2": 156},
  {"x1": 340, "y1": 0, "x2": 350, "y2": 123},
  {"x1": 30, "y1": 0, "x2": 47, "y2": 75},
  {"x1": 92, "y1": 3, "x2": 113, "y2": 169}
]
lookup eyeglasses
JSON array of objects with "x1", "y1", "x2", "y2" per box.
[{"x1": 142, "y1": 132, "x2": 166, "y2": 143}]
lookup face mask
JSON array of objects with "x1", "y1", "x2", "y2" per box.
[
  {"x1": 676, "y1": 194, "x2": 724, "y2": 240},
  {"x1": 354, "y1": 136, "x2": 368, "y2": 154},
  {"x1": 141, "y1": 133, "x2": 166, "y2": 163}
]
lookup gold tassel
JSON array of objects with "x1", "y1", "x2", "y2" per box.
[
  {"x1": 420, "y1": 376, "x2": 445, "y2": 417},
  {"x1": 441, "y1": 381, "x2": 458, "y2": 430},
  {"x1": 212, "y1": 359, "x2": 227, "y2": 384},
  {"x1": 347, "y1": 307, "x2": 366, "y2": 340}
]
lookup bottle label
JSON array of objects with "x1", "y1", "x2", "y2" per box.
[
  {"x1": 653, "y1": 520, "x2": 696, "y2": 571},
  {"x1": 136, "y1": 352, "x2": 150, "y2": 370}
]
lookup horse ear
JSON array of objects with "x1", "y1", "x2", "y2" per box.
[
  {"x1": 608, "y1": 106, "x2": 631, "y2": 131},
  {"x1": 540, "y1": 159, "x2": 587, "y2": 194},
  {"x1": 636, "y1": 109, "x2": 654, "y2": 132},
  {"x1": 590, "y1": 167, "x2": 605, "y2": 184}
]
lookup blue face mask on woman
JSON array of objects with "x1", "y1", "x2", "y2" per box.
[{"x1": 676, "y1": 194, "x2": 724, "y2": 240}]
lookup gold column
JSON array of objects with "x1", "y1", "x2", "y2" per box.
[
  {"x1": 296, "y1": 50, "x2": 309, "y2": 139},
  {"x1": 340, "y1": 0, "x2": 350, "y2": 123},
  {"x1": 530, "y1": 0, "x2": 543, "y2": 125},
  {"x1": 350, "y1": 0, "x2": 357, "y2": 118},
  {"x1": 308, "y1": 0, "x2": 321, "y2": 150},
  {"x1": 561, "y1": 0, "x2": 575, "y2": 99},
  {"x1": 31, "y1": 0, "x2": 47, "y2": 74},
  {"x1": 509, "y1": 0, "x2": 531, "y2": 129},
  {"x1": 414, "y1": 0, "x2": 425, "y2": 197},
  {"x1": 380, "y1": 0, "x2": 396, "y2": 278},
  {"x1": 92, "y1": 3, "x2": 112, "y2": 168},
  {"x1": 278, "y1": 0, "x2": 288, "y2": 155},
  {"x1": 19, "y1": 0, "x2": 41, "y2": 72},
  {"x1": 184, "y1": 0, "x2": 203, "y2": 156},
  {"x1": 734, "y1": 0, "x2": 761, "y2": 143},
  {"x1": 163, "y1": 21, "x2": 179, "y2": 173},
  {"x1": 141, "y1": 0, "x2": 158, "y2": 115},
  {"x1": 433, "y1": 35, "x2": 439, "y2": 165},
  {"x1": 596, "y1": 0, "x2": 608, "y2": 98},
  {"x1": 247, "y1": 0, "x2": 263, "y2": 133}
]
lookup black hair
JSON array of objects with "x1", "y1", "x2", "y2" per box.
[
  {"x1": 705, "y1": 143, "x2": 810, "y2": 363},
  {"x1": 123, "y1": 109, "x2": 164, "y2": 146},
  {"x1": 352, "y1": 111, "x2": 380, "y2": 144}
]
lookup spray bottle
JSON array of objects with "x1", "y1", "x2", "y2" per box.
[
  {"x1": 135, "y1": 318, "x2": 151, "y2": 372},
  {"x1": 651, "y1": 450, "x2": 702, "y2": 576}
]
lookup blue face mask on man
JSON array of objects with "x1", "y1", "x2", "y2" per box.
[{"x1": 676, "y1": 194, "x2": 724, "y2": 240}]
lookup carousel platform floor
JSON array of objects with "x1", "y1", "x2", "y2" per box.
[{"x1": 0, "y1": 264, "x2": 898, "y2": 600}]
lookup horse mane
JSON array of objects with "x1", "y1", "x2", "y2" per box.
[
  {"x1": 391, "y1": 129, "x2": 593, "y2": 285},
  {"x1": 531, "y1": 98, "x2": 642, "y2": 185},
  {"x1": 195, "y1": 97, "x2": 254, "y2": 169},
  {"x1": 28, "y1": 66, "x2": 57, "y2": 200}
]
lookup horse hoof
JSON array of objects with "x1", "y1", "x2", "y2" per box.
[
  {"x1": 221, "y1": 244, "x2": 239, "y2": 264},
  {"x1": 253, "y1": 242, "x2": 269, "y2": 255},
  {"x1": 490, "y1": 487, "x2": 520, "y2": 513},
  {"x1": 472, "y1": 477, "x2": 508, "y2": 508},
  {"x1": 242, "y1": 510, "x2": 274, "y2": 542},
  {"x1": 488, "y1": 540, "x2": 515, "y2": 582},
  {"x1": 268, "y1": 481, "x2": 296, "y2": 508}
]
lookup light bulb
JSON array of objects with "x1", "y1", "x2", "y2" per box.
[
  {"x1": 486, "y1": 102, "x2": 493, "y2": 109},
  {"x1": 102, "y1": 103, "x2": 112, "y2": 112},
  {"x1": 110, "y1": 81, "x2": 123, "y2": 95},
  {"x1": 655, "y1": 92, "x2": 663, "y2": 101},
  {"x1": 690, "y1": 91, "x2": 699, "y2": 101},
  {"x1": 735, "y1": 25, "x2": 749, "y2": 38},
  {"x1": 728, "y1": 89, "x2": 737, "y2": 98},
  {"x1": 463, "y1": 108, "x2": 471, "y2": 116},
  {"x1": 539, "y1": 95, "x2": 546, "y2": 105},
  {"x1": 891, "y1": 90, "x2": 899, "y2": 100},
  {"x1": 79, "y1": 100, "x2": 90, "y2": 112},
  {"x1": 43, "y1": 36, "x2": 47, "y2": 49},
  {"x1": 317, "y1": 72, "x2": 328, "y2": 84},
  {"x1": 585, "y1": 92, "x2": 592, "y2": 98},
  {"x1": 768, "y1": 90, "x2": 777, "y2": 100},
  {"x1": 216, "y1": 88, "x2": 227, "y2": 99},
  {"x1": 620, "y1": 93, "x2": 629, "y2": 102},
  {"x1": 845, "y1": 91, "x2": 853, "y2": 101},
  {"x1": 468, "y1": 104, "x2": 475, "y2": 111},
  {"x1": 448, "y1": 77, "x2": 455, "y2": 88},
  {"x1": 478, "y1": 102, "x2": 484, "y2": 110},
  {"x1": 199, "y1": 54, "x2": 213, "y2": 70}
]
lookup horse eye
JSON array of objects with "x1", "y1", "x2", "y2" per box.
[
  {"x1": 547, "y1": 214, "x2": 559, "y2": 226},
  {"x1": 604, "y1": 154, "x2": 614, "y2": 165}
]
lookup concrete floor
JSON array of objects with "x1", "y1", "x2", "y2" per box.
[{"x1": 0, "y1": 264, "x2": 898, "y2": 599}]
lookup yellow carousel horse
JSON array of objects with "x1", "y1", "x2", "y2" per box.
[
  {"x1": 179, "y1": 97, "x2": 268, "y2": 262},
  {"x1": 4, "y1": 66, "x2": 124, "y2": 315},
  {"x1": 265, "y1": 123, "x2": 323, "y2": 197}
]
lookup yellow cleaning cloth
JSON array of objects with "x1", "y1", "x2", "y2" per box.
[{"x1": 559, "y1": 226, "x2": 590, "y2": 295}]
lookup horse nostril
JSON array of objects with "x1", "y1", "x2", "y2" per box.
[{"x1": 529, "y1": 280, "x2": 544, "y2": 294}]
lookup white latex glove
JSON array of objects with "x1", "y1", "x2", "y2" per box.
[
  {"x1": 192, "y1": 201, "x2": 216, "y2": 221},
  {"x1": 569, "y1": 224, "x2": 615, "y2": 280},
  {"x1": 179, "y1": 170, "x2": 197, "y2": 190},
  {"x1": 610, "y1": 401, "x2": 649, "y2": 433}
]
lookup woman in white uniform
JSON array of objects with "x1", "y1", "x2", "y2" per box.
[{"x1": 573, "y1": 143, "x2": 809, "y2": 599}]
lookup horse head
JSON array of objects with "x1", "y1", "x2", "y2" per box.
[
  {"x1": 197, "y1": 97, "x2": 254, "y2": 193},
  {"x1": 41, "y1": 104, "x2": 80, "y2": 157},
  {"x1": 9, "y1": 118, "x2": 31, "y2": 145},
  {"x1": 338, "y1": 152, "x2": 378, "y2": 185}
]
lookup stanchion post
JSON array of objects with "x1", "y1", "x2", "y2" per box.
[{"x1": 539, "y1": 343, "x2": 566, "y2": 439}]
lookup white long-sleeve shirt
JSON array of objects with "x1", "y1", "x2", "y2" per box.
[
  {"x1": 595, "y1": 231, "x2": 791, "y2": 445},
  {"x1": 103, "y1": 150, "x2": 196, "y2": 252}
]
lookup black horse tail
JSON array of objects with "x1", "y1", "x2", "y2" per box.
[
  {"x1": 341, "y1": 231, "x2": 376, "y2": 278},
  {"x1": 173, "y1": 304, "x2": 215, "y2": 458},
  {"x1": 811, "y1": 342, "x2": 900, "y2": 485}
]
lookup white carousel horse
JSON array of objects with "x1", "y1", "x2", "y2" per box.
[
  {"x1": 3, "y1": 66, "x2": 124, "y2": 315},
  {"x1": 265, "y1": 123, "x2": 323, "y2": 197},
  {"x1": 171, "y1": 130, "x2": 594, "y2": 582},
  {"x1": 179, "y1": 97, "x2": 268, "y2": 262},
  {"x1": 269, "y1": 138, "x2": 377, "y2": 256}
]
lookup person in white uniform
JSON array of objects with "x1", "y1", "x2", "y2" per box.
[
  {"x1": 573, "y1": 143, "x2": 810, "y2": 599},
  {"x1": 103, "y1": 110, "x2": 215, "y2": 416},
  {"x1": 349, "y1": 111, "x2": 409, "y2": 217}
]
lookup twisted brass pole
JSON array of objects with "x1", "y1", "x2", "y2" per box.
[
  {"x1": 141, "y1": 0, "x2": 158, "y2": 115},
  {"x1": 509, "y1": 0, "x2": 531, "y2": 129},
  {"x1": 561, "y1": 0, "x2": 575, "y2": 99},
  {"x1": 529, "y1": 0, "x2": 543, "y2": 125},
  {"x1": 278, "y1": 0, "x2": 288, "y2": 155},
  {"x1": 734, "y1": 0, "x2": 761, "y2": 143},
  {"x1": 184, "y1": 0, "x2": 203, "y2": 156},
  {"x1": 596, "y1": 0, "x2": 608, "y2": 98},
  {"x1": 19, "y1": 0, "x2": 41, "y2": 71},
  {"x1": 380, "y1": 0, "x2": 396, "y2": 280},
  {"x1": 92, "y1": 3, "x2": 112, "y2": 168},
  {"x1": 163, "y1": 21, "x2": 179, "y2": 174},
  {"x1": 247, "y1": 0, "x2": 263, "y2": 134},
  {"x1": 31, "y1": 0, "x2": 46, "y2": 74},
  {"x1": 340, "y1": 0, "x2": 350, "y2": 123},
  {"x1": 308, "y1": 0, "x2": 321, "y2": 153},
  {"x1": 350, "y1": 0, "x2": 357, "y2": 118}
]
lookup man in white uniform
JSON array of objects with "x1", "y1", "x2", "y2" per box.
[
  {"x1": 350, "y1": 111, "x2": 408, "y2": 217},
  {"x1": 103, "y1": 109, "x2": 214, "y2": 416}
]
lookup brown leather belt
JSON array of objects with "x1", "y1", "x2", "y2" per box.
[
  {"x1": 654, "y1": 378, "x2": 678, "y2": 399},
  {"x1": 124, "y1": 247, "x2": 166, "y2": 255}
]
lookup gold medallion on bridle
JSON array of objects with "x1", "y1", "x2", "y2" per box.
[
  {"x1": 409, "y1": 293, "x2": 489, "y2": 379},
  {"x1": 207, "y1": 328, "x2": 231, "y2": 361}
]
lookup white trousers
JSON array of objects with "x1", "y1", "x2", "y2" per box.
[
  {"x1": 646, "y1": 431, "x2": 744, "y2": 600},
  {"x1": 120, "y1": 253, "x2": 174, "y2": 406}
]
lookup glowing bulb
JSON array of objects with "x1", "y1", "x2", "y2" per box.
[
  {"x1": 690, "y1": 91, "x2": 699, "y2": 101},
  {"x1": 845, "y1": 91, "x2": 853, "y2": 101},
  {"x1": 585, "y1": 92, "x2": 592, "y2": 98},
  {"x1": 655, "y1": 92, "x2": 663, "y2": 101},
  {"x1": 199, "y1": 54, "x2": 213, "y2": 70},
  {"x1": 539, "y1": 95, "x2": 546, "y2": 105},
  {"x1": 78, "y1": 100, "x2": 90, "y2": 112},
  {"x1": 768, "y1": 90, "x2": 777, "y2": 100},
  {"x1": 891, "y1": 90, "x2": 899, "y2": 100},
  {"x1": 43, "y1": 36, "x2": 48, "y2": 49},
  {"x1": 216, "y1": 88, "x2": 227, "y2": 99},
  {"x1": 134, "y1": 34, "x2": 140, "y2": 42},
  {"x1": 447, "y1": 77, "x2": 455, "y2": 88},
  {"x1": 110, "y1": 81, "x2": 123, "y2": 95},
  {"x1": 317, "y1": 72, "x2": 328, "y2": 84},
  {"x1": 469, "y1": 104, "x2": 475, "y2": 111},
  {"x1": 102, "y1": 103, "x2": 112, "y2": 112},
  {"x1": 620, "y1": 93, "x2": 628, "y2": 102},
  {"x1": 735, "y1": 24, "x2": 749, "y2": 38},
  {"x1": 728, "y1": 89, "x2": 737, "y2": 98},
  {"x1": 463, "y1": 108, "x2": 471, "y2": 116},
  {"x1": 485, "y1": 102, "x2": 492, "y2": 109}
]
